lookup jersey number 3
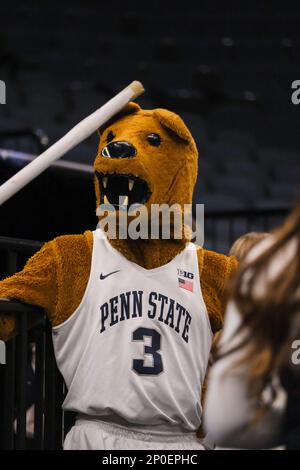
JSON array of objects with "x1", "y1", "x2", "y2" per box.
[{"x1": 132, "y1": 327, "x2": 163, "y2": 375}]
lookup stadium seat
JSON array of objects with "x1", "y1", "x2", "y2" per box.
[{"x1": 0, "y1": 1, "x2": 299, "y2": 212}]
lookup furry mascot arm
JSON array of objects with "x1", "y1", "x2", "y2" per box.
[
  {"x1": 0, "y1": 231, "x2": 93, "y2": 341},
  {"x1": 198, "y1": 248, "x2": 238, "y2": 334},
  {"x1": 0, "y1": 241, "x2": 57, "y2": 340}
]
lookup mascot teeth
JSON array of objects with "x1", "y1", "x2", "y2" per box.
[{"x1": 95, "y1": 172, "x2": 151, "y2": 209}]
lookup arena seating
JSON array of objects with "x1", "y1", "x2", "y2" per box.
[{"x1": 1, "y1": 0, "x2": 300, "y2": 213}]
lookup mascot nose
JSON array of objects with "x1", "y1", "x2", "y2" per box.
[{"x1": 101, "y1": 141, "x2": 137, "y2": 159}]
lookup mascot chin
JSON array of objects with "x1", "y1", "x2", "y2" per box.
[{"x1": 0, "y1": 102, "x2": 237, "y2": 450}]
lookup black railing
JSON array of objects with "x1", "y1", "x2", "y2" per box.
[
  {"x1": 0, "y1": 207, "x2": 290, "y2": 449},
  {"x1": 204, "y1": 207, "x2": 289, "y2": 253},
  {"x1": 0, "y1": 237, "x2": 74, "y2": 450}
]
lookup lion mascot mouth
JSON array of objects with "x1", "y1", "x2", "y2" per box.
[{"x1": 94, "y1": 102, "x2": 198, "y2": 215}]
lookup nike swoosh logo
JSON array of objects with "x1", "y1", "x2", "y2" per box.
[{"x1": 100, "y1": 270, "x2": 120, "y2": 280}]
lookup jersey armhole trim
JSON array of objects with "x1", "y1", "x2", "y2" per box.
[
  {"x1": 195, "y1": 246, "x2": 213, "y2": 338},
  {"x1": 52, "y1": 232, "x2": 96, "y2": 331}
]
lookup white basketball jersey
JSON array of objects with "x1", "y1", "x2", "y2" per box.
[{"x1": 52, "y1": 230, "x2": 213, "y2": 433}]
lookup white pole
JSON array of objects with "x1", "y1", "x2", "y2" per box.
[{"x1": 0, "y1": 81, "x2": 144, "y2": 205}]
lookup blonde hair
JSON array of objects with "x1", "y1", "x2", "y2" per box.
[{"x1": 229, "y1": 232, "x2": 270, "y2": 261}]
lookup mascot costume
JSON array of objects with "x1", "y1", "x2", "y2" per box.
[{"x1": 0, "y1": 101, "x2": 237, "y2": 450}]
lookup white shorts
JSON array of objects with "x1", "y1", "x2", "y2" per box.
[{"x1": 64, "y1": 418, "x2": 209, "y2": 450}]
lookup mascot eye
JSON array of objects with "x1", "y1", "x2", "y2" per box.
[
  {"x1": 146, "y1": 133, "x2": 161, "y2": 147},
  {"x1": 106, "y1": 130, "x2": 115, "y2": 143}
]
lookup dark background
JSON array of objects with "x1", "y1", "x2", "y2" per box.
[
  {"x1": 1, "y1": 0, "x2": 300, "y2": 242},
  {"x1": 1, "y1": 2, "x2": 299, "y2": 452}
]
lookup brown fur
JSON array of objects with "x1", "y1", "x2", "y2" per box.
[{"x1": 94, "y1": 103, "x2": 197, "y2": 210}]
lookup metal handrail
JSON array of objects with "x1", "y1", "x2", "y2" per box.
[
  {"x1": 0, "y1": 129, "x2": 49, "y2": 153},
  {"x1": 0, "y1": 147, "x2": 93, "y2": 174},
  {"x1": 0, "y1": 238, "x2": 68, "y2": 450},
  {"x1": 0, "y1": 298, "x2": 44, "y2": 315},
  {"x1": 0, "y1": 236, "x2": 43, "y2": 254},
  {"x1": 201, "y1": 206, "x2": 290, "y2": 217}
]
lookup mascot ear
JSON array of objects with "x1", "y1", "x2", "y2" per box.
[
  {"x1": 153, "y1": 108, "x2": 194, "y2": 145},
  {"x1": 97, "y1": 101, "x2": 140, "y2": 135}
]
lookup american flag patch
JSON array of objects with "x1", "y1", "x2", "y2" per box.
[{"x1": 178, "y1": 277, "x2": 193, "y2": 292}]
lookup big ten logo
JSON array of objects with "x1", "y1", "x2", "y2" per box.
[
  {"x1": 0, "y1": 340, "x2": 6, "y2": 365},
  {"x1": 177, "y1": 269, "x2": 194, "y2": 279},
  {"x1": 291, "y1": 339, "x2": 300, "y2": 365},
  {"x1": 0, "y1": 80, "x2": 6, "y2": 104},
  {"x1": 291, "y1": 80, "x2": 300, "y2": 105}
]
